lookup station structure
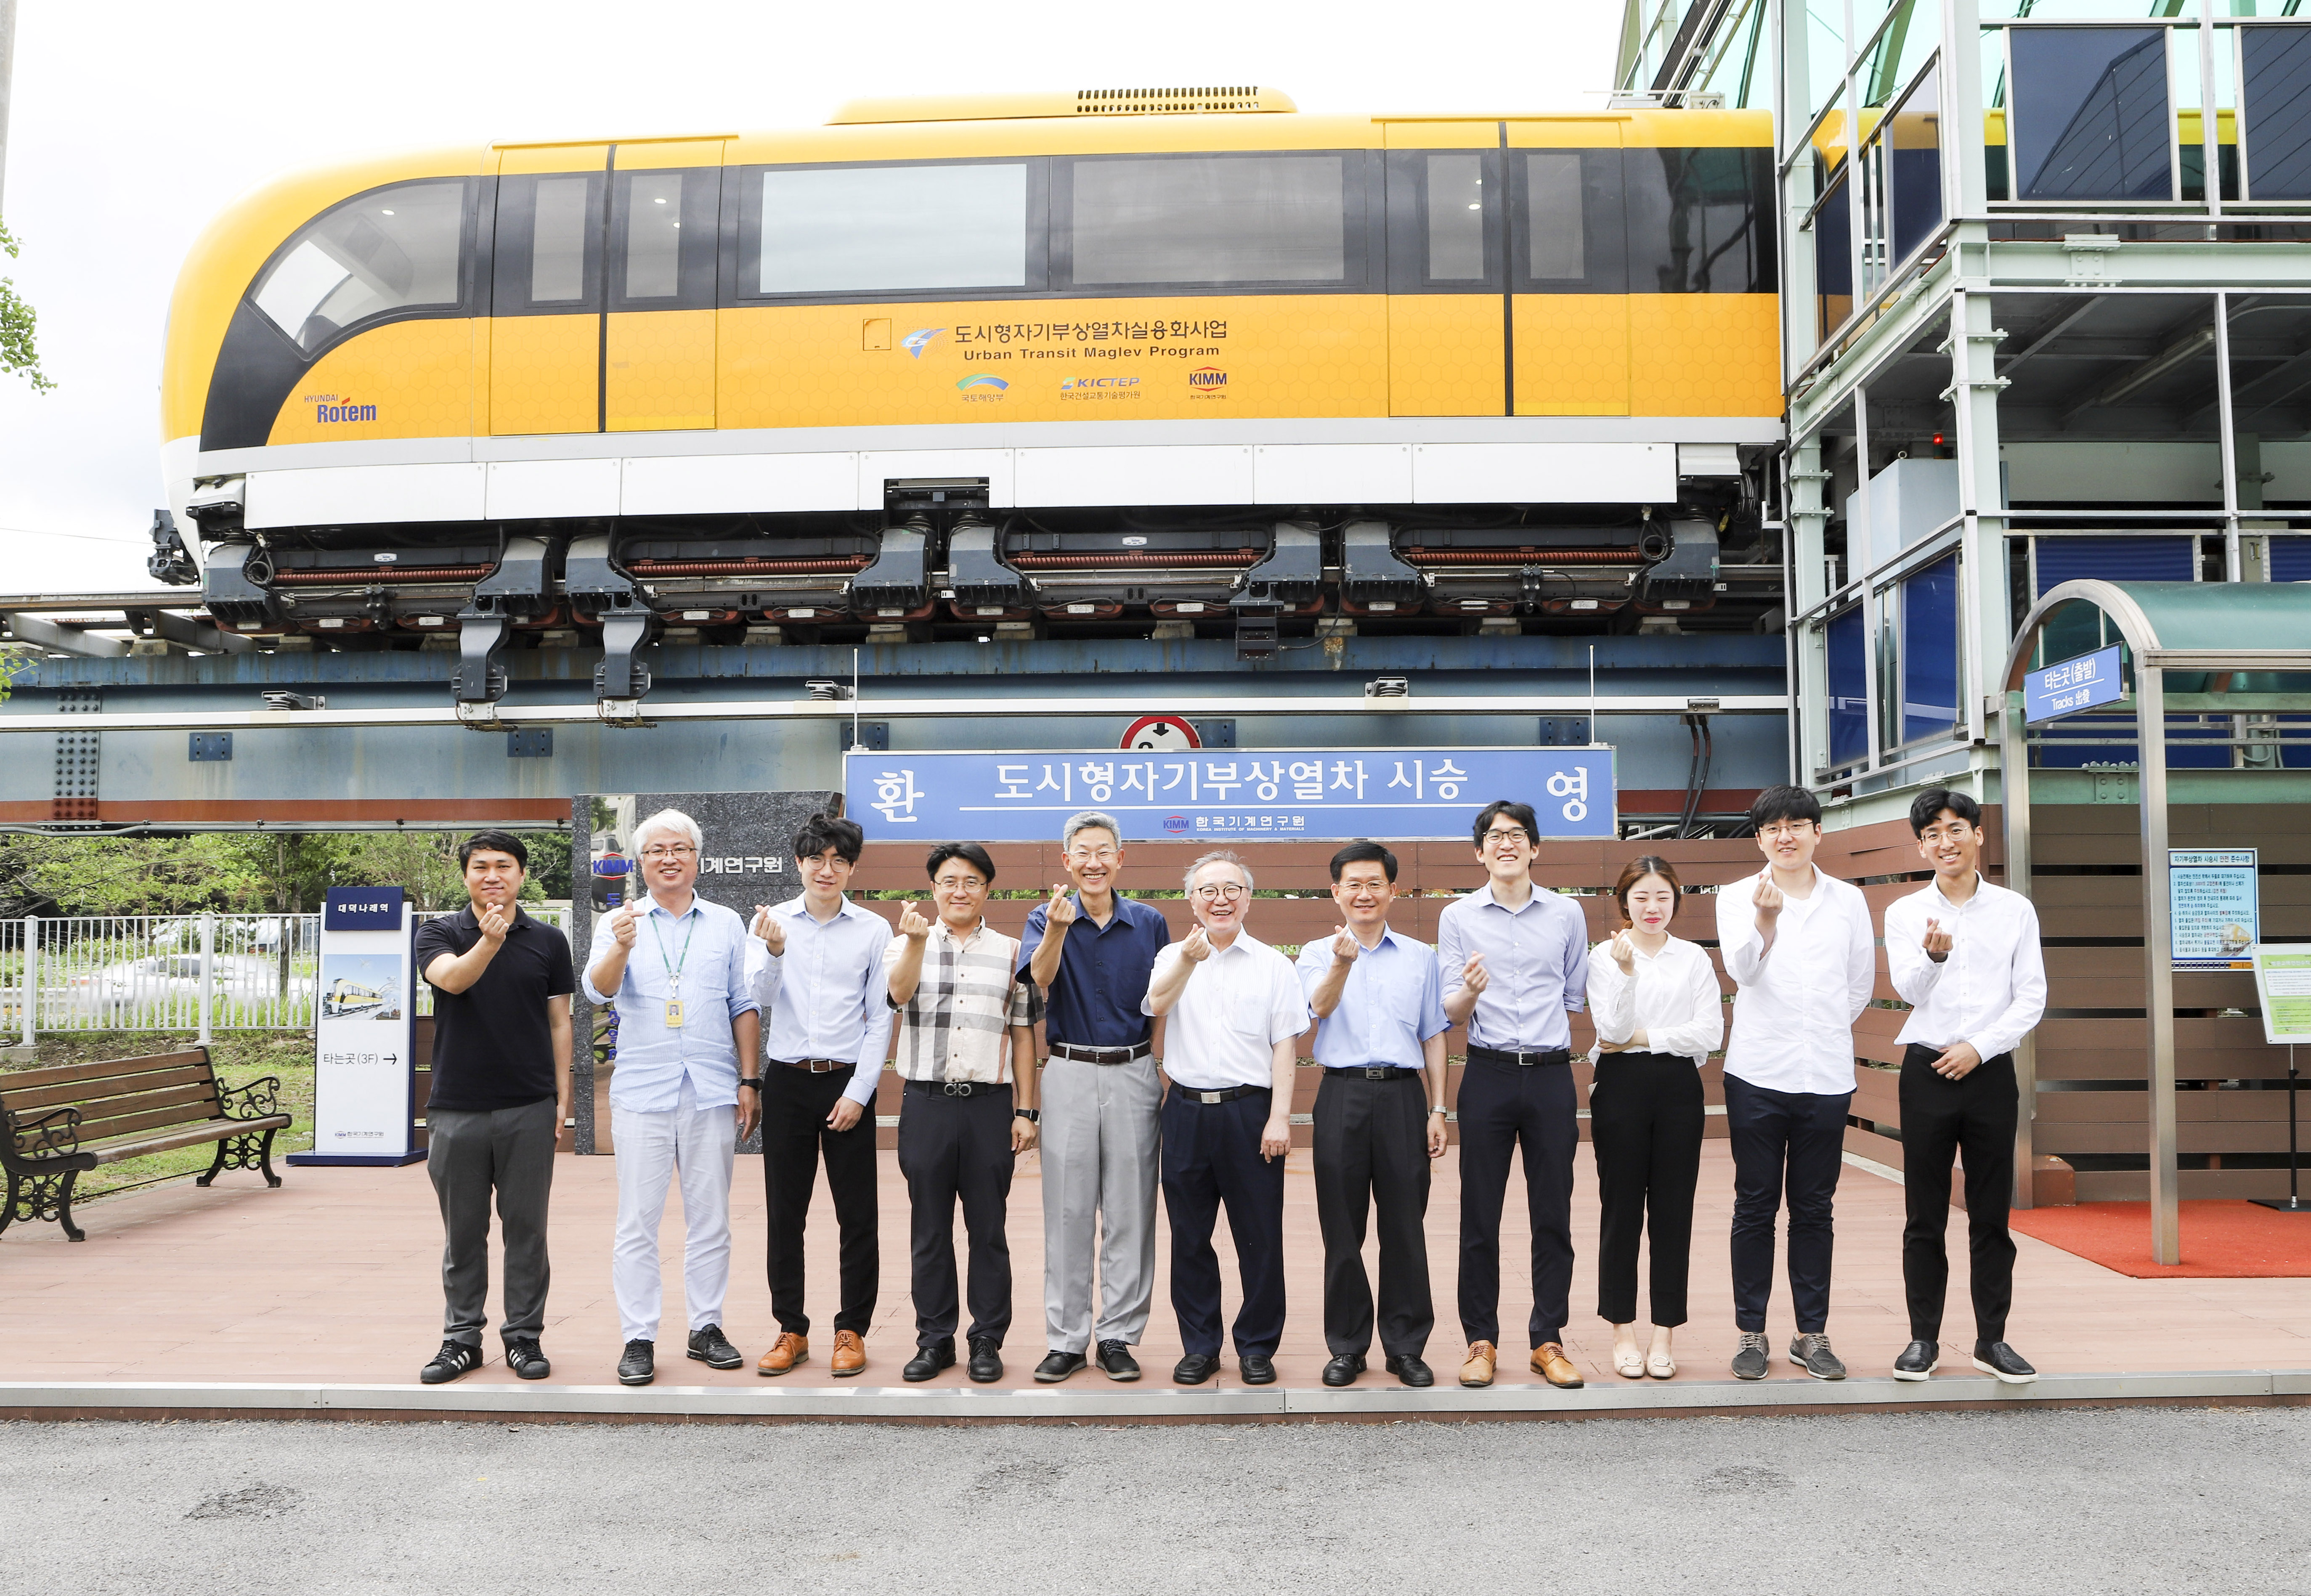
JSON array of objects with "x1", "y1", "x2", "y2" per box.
[{"x1": 6, "y1": 3, "x2": 2311, "y2": 1229}]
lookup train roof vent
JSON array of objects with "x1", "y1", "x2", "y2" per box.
[{"x1": 827, "y1": 87, "x2": 1295, "y2": 125}]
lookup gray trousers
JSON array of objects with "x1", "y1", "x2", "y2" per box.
[
  {"x1": 427, "y1": 1097, "x2": 557, "y2": 1347},
  {"x1": 1039, "y1": 1055, "x2": 1161, "y2": 1353}
]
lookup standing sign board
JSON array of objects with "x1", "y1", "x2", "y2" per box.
[
  {"x1": 2170, "y1": 849, "x2": 2259, "y2": 971},
  {"x1": 289, "y1": 886, "x2": 422, "y2": 1167},
  {"x1": 2249, "y1": 945, "x2": 2311, "y2": 1044},
  {"x1": 844, "y1": 748, "x2": 1615, "y2": 842}
]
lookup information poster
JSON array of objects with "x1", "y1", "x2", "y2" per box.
[
  {"x1": 289, "y1": 886, "x2": 421, "y2": 1167},
  {"x1": 2170, "y1": 849, "x2": 2259, "y2": 972},
  {"x1": 2250, "y1": 946, "x2": 2311, "y2": 1044}
]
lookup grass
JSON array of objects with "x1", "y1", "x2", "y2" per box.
[{"x1": 3, "y1": 1030, "x2": 316, "y2": 1205}]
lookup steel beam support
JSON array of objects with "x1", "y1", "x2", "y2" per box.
[
  {"x1": 2138, "y1": 664, "x2": 2181, "y2": 1267},
  {"x1": 2001, "y1": 686, "x2": 2035, "y2": 1210},
  {"x1": 2, "y1": 614, "x2": 126, "y2": 659}
]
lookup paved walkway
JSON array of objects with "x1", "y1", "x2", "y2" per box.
[{"x1": 7, "y1": 1143, "x2": 2308, "y2": 1405}]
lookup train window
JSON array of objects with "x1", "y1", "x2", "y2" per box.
[
  {"x1": 757, "y1": 164, "x2": 1027, "y2": 294},
  {"x1": 249, "y1": 180, "x2": 467, "y2": 353},
  {"x1": 1426, "y1": 154, "x2": 1487, "y2": 281},
  {"x1": 1525, "y1": 153, "x2": 1585, "y2": 280},
  {"x1": 624, "y1": 173, "x2": 683, "y2": 298},
  {"x1": 494, "y1": 171, "x2": 606, "y2": 315},
  {"x1": 531, "y1": 178, "x2": 592, "y2": 302},
  {"x1": 1067, "y1": 154, "x2": 1348, "y2": 285},
  {"x1": 609, "y1": 167, "x2": 720, "y2": 310},
  {"x1": 1623, "y1": 147, "x2": 1775, "y2": 293}
]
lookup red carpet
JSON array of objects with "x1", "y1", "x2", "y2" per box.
[{"x1": 2010, "y1": 1200, "x2": 2311, "y2": 1278}]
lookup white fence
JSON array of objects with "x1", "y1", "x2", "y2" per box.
[{"x1": 0, "y1": 909, "x2": 570, "y2": 1040}]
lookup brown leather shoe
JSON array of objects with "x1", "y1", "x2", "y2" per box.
[
  {"x1": 756, "y1": 1332, "x2": 807, "y2": 1376},
  {"x1": 1531, "y1": 1341, "x2": 1585, "y2": 1389},
  {"x1": 1458, "y1": 1341, "x2": 1498, "y2": 1388},
  {"x1": 830, "y1": 1329, "x2": 866, "y2": 1378}
]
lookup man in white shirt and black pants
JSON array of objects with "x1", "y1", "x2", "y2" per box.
[
  {"x1": 1714, "y1": 785, "x2": 1876, "y2": 1381},
  {"x1": 1883, "y1": 787, "x2": 2046, "y2": 1385}
]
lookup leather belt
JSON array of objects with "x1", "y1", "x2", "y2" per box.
[
  {"x1": 1049, "y1": 1041, "x2": 1152, "y2": 1064},
  {"x1": 1172, "y1": 1083, "x2": 1270, "y2": 1105},
  {"x1": 776, "y1": 1058, "x2": 853, "y2": 1074},
  {"x1": 1324, "y1": 1067, "x2": 1423, "y2": 1082},
  {"x1": 905, "y1": 1079, "x2": 1010, "y2": 1098},
  {"x1": 1468, "y1": 1045, "x2": 1573, "y2": 1068}
]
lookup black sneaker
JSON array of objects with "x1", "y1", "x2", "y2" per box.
[
  {"x1": 617, "y1": 1339, "x2": 655, "y2": 1386},
  {"x1": 1095, "y1": 1341, "x2": 1141, "y2": 1381},
  {"x1": 903, "y1": 1339, "x2": 955, "y2": 1382},
  {"x1": 1238, "y1": 1352, "x2": 1276, "y2": 1385},
  {"x1": 1034, "y1": 1349, "x2": 1087, "y2": 1384},
  {"x1": 419, "y1": 1340, "x2": 481, "y2": 1385},
  {"x1": 1892, "y1": 1340, "x2": 1939, "y2": 1382},
  {"x1": 1788, "y1": 1332, "x2": 1846, "y2": 1381},
  {"x1": 967, "y1": 1336, "x2": 1003, "y2": 1384},
  {"x1": 1385, "y1": 1354, "x2": 1435, "y2": 1388},
  {"x1": 1321, "y1": 1353, "x2": 1366, "y2": 1387},
  {"x1": 687, "y1": 1324, "x2": 743, "y2": 1370},
  {"x1": 505, "y1": 1340, "x2": 551, "y2": 1380},
  {"x1": 1730, "y1": 1331, "x2": 1769, "y2": 1380},
  {"x1": 1172, "y1": 1353, "x2": 1219, "y2": 1385},
  {"x1": 1972, "y1": 1341, "x2": 2038, "y2": 1384}
]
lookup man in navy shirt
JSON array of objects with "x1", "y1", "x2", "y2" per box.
[{"x1": 1018, "y1": 809, "x2": 1172, "y2": 1383}]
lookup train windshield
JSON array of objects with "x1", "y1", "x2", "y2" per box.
[{"x1": 251, "y1": 180, "x2": 467, "y2": 352}]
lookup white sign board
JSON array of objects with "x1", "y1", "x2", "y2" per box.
[{"x1": 291, "y1": 886, "x2": 421, "y2": 1167}]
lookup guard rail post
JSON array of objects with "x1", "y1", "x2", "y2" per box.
[
  {"x1": 197, "y1": 912, "x2": 215, "y2": 1045},
  {"x1": 21, "y1": 915, "x2": 36, "y2": 1045}
]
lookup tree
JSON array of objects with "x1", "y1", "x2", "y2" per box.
[{"x1": 0, "y1": 220, "x2": 53, "y2": 393}]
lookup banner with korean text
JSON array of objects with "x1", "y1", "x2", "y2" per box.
[
  {"x1": 844, "y1": 748, "x2": 1615, "y2": 843},
  {"x1": 289, "y1": 886, "x2": 422, "y2": 1167}
]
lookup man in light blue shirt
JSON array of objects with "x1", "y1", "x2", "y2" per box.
[
  {"x1": 1435, "y1": 798, "x2": 1592, "y2": 1392},
  {"x1": 1296, "y1": 842, "x2": 1450, "y2": 1390},
  {"x1": 742, "y1": 812, "x2": 894, "y2": 1380},
  {"x1": 583, "y1": 808, "x2": 760, "y2": 1388}
]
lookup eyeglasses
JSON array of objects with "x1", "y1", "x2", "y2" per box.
[
  {"x1": 1481, "y1": 828, "x2": 1533, "y2": 846},
  {"x1": 1191, "y1": 883, "x2": 1247, "y2": 902},
  {"x1": 933, "y1": 875, "x2": 987, "y2": 891},
  {"x1": 1759, "y1": 823, "x2": 1816, "y2": 840},
  {"x1": 639, "y1": 844, "x2": 697, "y2": 859},
  {"x1": 1067, "y1": 848, "x2": 1120, "y2": 864}
]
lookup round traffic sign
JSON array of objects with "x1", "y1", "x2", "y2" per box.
[{"x1": 1121, "y1": 715, "x2": 1201, "y2": 752}]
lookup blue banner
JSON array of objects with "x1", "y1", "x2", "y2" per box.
[
  {"x1": 2024, "y1": 644, "x2": 2124, "y2": 724},
  {"x1": 844, "y1": 748, "x2": 1615, "y2": 843}
]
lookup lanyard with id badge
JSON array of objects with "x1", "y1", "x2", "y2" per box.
[{"x1": 651, "y1": 911, "x2": 699, "y2": 1028}]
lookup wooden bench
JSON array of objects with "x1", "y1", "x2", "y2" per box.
[{"x1": 0, "y1": 1048, "x2": 291, "y2": 1241}]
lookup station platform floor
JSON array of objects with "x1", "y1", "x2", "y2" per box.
[{"x1": 4, "y1": 1145, "x2": 2308, "y2": 1423}]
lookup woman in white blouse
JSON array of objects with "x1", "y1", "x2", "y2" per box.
[{"x1": 1586, "y1": 856, "x2": 1724, "y2": 1379}]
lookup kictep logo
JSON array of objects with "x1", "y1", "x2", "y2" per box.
[
  {"x1": 1059, "y1": 376, "x2": 1139, "y2": 390},
  {"x1": 902, "y1": 328, "x2": 942, "y2": 358}
]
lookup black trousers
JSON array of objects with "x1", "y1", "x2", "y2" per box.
[
  {"x1": 1723, "y1": 1073, "x2": 1851, "y2": 1334},
  {"x1": 762, "y1": 1062, "x2": 878, "y2": 1337},
  {"x1": 1160, "y1": 1087, "x2": 1287, "y2": 1359},
  {"x1": 1899, "y1": 1046, "x2": 2019, "y2": 1345},
  {"x1": 1588, "y1": 1052, "x2": 1706, "y2": 1328},
  {"x1": 897, "y1": 1086, "x2": 1015, "y2": 1348},
  {"x1": 1456, "y1": 1056, "x2": 1578, "y2": 1348},
  {"x1": 1312, "y1": 1071, "x2": 1433, "y2": 1358},
  {"x1": 425, "y1": 1097, "x2": 556, "y2": 1348}
]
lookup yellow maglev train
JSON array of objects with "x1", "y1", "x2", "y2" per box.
[{"x1": 156, "y1": 88, "x2": 1780, "y2": 678}]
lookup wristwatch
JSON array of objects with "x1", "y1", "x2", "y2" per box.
[
  {"x1": 738, "y1": 1077, "x2": 763, "y2": 1090},
  {"x1": 1015, "y1": 1108, "x2": 1041, "y2": 1123}
]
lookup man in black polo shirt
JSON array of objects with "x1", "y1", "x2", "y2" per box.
[{"x1": 413, "y1": 830, "x2": 575, "y2": 1383}]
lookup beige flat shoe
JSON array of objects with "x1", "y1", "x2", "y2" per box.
[
  {"x1": 1613, "y1": 1346, "x2": 1646, "y2": 1379},
  {"x1": 1645, "y1": 1349, "x2": 1676, "y2": 1379}
]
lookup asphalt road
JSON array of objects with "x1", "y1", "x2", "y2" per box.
[{"x1": 5, "y1": 1408, "x2": 2307, "y2": 1595}]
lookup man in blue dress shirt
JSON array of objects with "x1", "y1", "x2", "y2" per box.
[
  {"x1": 1296, "y1": 841, "x2": 1451, "y2": 1389},
  {"x1": 1437, "y1": 798, "x2": 1590, "y2": 1391},
  {"x1": 743, "y1": 812, "x2": 894, "y2": 1380},
  {"x1": 1018, "y1": 809, "x2": 1172, "y2": 1384},
  {"x1": 583, "y1": 808, "x2": 761, "y2": 1388}
]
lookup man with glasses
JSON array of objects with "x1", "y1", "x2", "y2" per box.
[
  {"x1": 1142, "y1": 850, "x2": 1310, "y2": 1387},
  {"x1": 1018, "y1": 810, "x2": 1171, "y2": 1384},
  {"x1": 1437, "y1": 799, "x2": 1591, "y2": 1391},
  {"x1": 1714, "y1": 784, "x2": 1875, "y2": 1381},
  {"x1": 886, "y1": 842, "x2": 1042, "y2": 1384},
  {"x1": 584, "y1": 809, "x2": 761, "y2": 1387}
]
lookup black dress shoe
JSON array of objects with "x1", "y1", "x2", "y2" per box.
[
  {"x1": 1096, "y1": 1341, "x2": 1141, "y2": 1381},
  {"x1": 687, "y1": 1324, "x2": 743, "y2": 1370},
  {"x1": 1385, "y1": 1354, "x2": 1435, "y2": 1388},
  {"x1": 617, "y1": 1339, "x2": 655, "y2": 1386},
  {"x1": 1321, "y1": 1353, "x2": 1367, "y2": 1387},
  {"x1": 505, "y1": 1340, "x2": 551, "y2": 1380},
  {"x1": 903, "y1": 1339, "x2": 955, "y2": 1382},
  {"x1": 1892, "y1": 1340, "x2": 1939, "y2": 1381},
  {"x1": 967, "y1": 1336, "x2": 1004, "y2": 1383},
  {"x1": 1173, "y1": 1353, "x2": 1220, "y2": 1385},
  {"x1": 1972, "y1": 1341, "x2": 2038, "y2": 1384},
  {"x1": 1238, "y1": 1352, "x2": 1276, "y2": 1386},
  {"x1": 1034, "y1": 1349, "x2": 1087, "y2": 1383},
  {"x1": 419, "y1": 1340, "x2": 481, "y2": 1385}
]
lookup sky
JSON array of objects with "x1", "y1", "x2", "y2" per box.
[{"x1": 0, "y1": 0, "x2": 1626, "y2": 595}]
